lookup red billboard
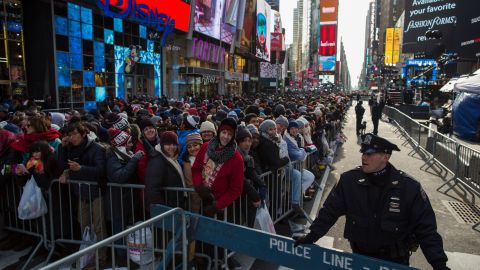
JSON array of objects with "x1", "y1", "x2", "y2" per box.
[
  {"x1": 319, "y1": 24, "x2": 337, "y2": 56},
  {"x1": 98, "y1": 0, "x2": 191, "y2": 32}
]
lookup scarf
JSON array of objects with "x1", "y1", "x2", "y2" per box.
[
  {"x1": 202, "y1": 138, "x2": 236, "y2": 188},
  {"x1": 11, "y1": 129, "x2": 61, "y2": 153},
  {"x1": 113, "y1": 146, "x2": 133, "y2": 161},
  {"x1": 261, "y1": 132, "x2": 280, "y2": 147},
  {"x1": 206, "y1": 137, "x2": 236, "y2": 164},
  {"x1": 154, "y1": 144, "x2": 186, "y2": 188}
]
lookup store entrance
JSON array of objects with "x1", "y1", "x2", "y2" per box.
[{"x1": 124, "y1": 64, "x2": 154, "y2": 101}]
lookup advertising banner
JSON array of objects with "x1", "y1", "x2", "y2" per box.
[
  {"x1": 98, "y1": 0, "x2": 191, "y2": 32},
  {"x1": 455, "y1": 0, "x2": 480, "y2": 58},
  {"x1": 403, "y1": 0, "x2": 458, "y2": 53},
  {"x1": 320, "y1": 0, "x2": 338, "y2": 24},
  {"x1": 195, "y1": 0, "x2": 225, "y2": 40},
  {"x1": 266, "y1": 0, "x2": 279, "y2": 10},
  {"x1": 270, "y1": 10, "x2": 283, "y2": 51},
  {"x1": 318, "y1": 56, "x2": 336, "y2": 71},
  {"x1": 221, "y1": 0, "x2": 240, "y2": 44},
  {"x1": 260, "y1": 62, "x2": 281, "y2": 78},
  {"x1": 319, "y1": 24, "x2": 336, "y2": 56},
  {"x1": 240, "y1": 0, "x2": 257, "y2": 48},
  {"x1": 256, "y1": 0, "x2": 271, "y2": 61},
  {"x1": 393, "y1": 28, "x2": 401, "y2": 64},
  {"x1": 384, "y1": 28, "x2": 394, "y2": 65}
]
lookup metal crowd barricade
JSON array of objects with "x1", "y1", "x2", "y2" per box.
[
  {"x1": 384, "y1": 106, "x2": 480, "y2": 230},
  {"x1": 0, "y1": 179, "x2": 50, "y2": 270},
  {"x1": 40, "y1": 207, "x2": 188, "y2": 270}
]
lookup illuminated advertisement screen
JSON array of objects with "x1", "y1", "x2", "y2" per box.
[
  {"x1": 319, "y1": 24, "x2": 336, "y2": 56},
  {"x1": 221, "y1": 0, "x2": 240, "y2": 44},
  {"x1": 195, "y1": 0, "x2": 225, "y2": 40},
  {"x1": 270, "y1": 10, "x2": 283, "y2": 51},
  {"x1": 455, "y1": 0, "x2": 480, "y2": 59},
  {"x1": 319, "y1": 56, "x2": 336, "y2": 71},
  {"x1": 256, "y1": 0, "x2": 271, "y2": 61},
  {"x1": 320, "y1": 0, "x2": 338, "y2": 24},
  {"x1": 98, "y1": 0, "x2": 191, "y2": 32},
  {"x1": 240, "y1": 0, "x2": 257, "y2": 48},
  {"x1": 403, "y1": 0, "x2": 458, "y2": 53}
]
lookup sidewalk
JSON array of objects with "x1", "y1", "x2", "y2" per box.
[{"x1": 310, "y1": 101, "x2": 480, "y2": 270}]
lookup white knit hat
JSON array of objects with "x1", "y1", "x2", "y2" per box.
[{"x1": 200, "y1": 121, "x2": 216, "y2": 135}]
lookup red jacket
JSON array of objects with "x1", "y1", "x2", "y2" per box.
[{"x1": 192, "y1": 142, "x2": 244, "y2": 210}]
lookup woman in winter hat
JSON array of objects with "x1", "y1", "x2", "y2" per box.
[{"x1": 192, "y1": 118, "x2": 244, "y2": 217}]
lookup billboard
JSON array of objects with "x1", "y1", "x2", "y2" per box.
[
  {"x1": 455, "y1": 0, "x2": 480, "y2": 58},
  {"x1": 221, "y1": 0, "x2": 240, "y2": 44},
  {"x1": 319, "y1": 56, "x2": 336, "y2": 71},
  {"x1": 260, "y1": 62, "x2": 281, "y2": 78},
  {"x1": 319, "y1": 24, "x2": 336, "y2": 56},
  {"x1": 403, "y1": 0, "x2": 458, "y2": 53},
  {"x1": 384, "y1": 28, "x2": 400, "y2": 65},
  {"x1": 320, "y1": 0, "x2": 338, "y2": 24},
  {"x1": 256, "y1": 0, "x2": 271, "y2": 61},
  {"x1": 195, "y1": 0, "x2": 225, "y2": 40},
  {"x1": 98, "y1": 0, "x2": 191, "y2": 32},
  {"x1": 270, "y1": 10, "x2": 283, "y2": 51},
  {"x1": 240, "y1": 0, "x2": 257, "y2": 48}
]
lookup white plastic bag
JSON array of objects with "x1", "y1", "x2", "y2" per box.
[
  {"x1": 78, "y1": 226, "x2": 97, "y2": 269},
  {"x1": 17, "y1": 176, "x2": 47, "y2": 220},
  {"x1": 254, "y1": 204, "x2": 276, "y2": 234},
  {"x1": 127, "y1": 223, "x2": 153, "y2": 265}
]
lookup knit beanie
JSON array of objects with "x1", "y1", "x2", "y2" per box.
[
  {"x1": 245, "y1": 105, "x2": 260, "y2": 116},
  {"x1": 246, "y1": 124, "x2": 259, "y2": 136},
  {"x1": 160, "y1": 131, "x2": 179, "y2": 146},
  {"x1": 259, "y1": 119, "x2": 276, "y2": 134},
  {"x1": 218, "y1": 117, "x2": 237, "y2": 137},
  {"x1": 274, "y1": 104, "x2": 286, "y2": 116},
  {"x1": 112, "y1": 114, "x2": 130, "y2": 131},
  {"x1": 296, "y1": 119, "x2": 305, "y2": 129},
  {"x1": 227, "y1": 110, "x2": 238, "y2": 121},
  {"x1": 137, "y1": 117, "x2": 155, "y2": 131},
  {"x1": 186, "y1": 132, "x2": 203, "y2": 146},
  {"x1": 108, "y1": 128, "x2": 132, "y2": 147},
  {"x1": 287, "y1": 119, "x2": 300, "y2": 130},
  {"x1": 215, "y1": 110, "x2": 228, "y2": 122},
  {"x1": 200, "y1": 121, "x2": 217, "y2": 135},
  {"x1": 235, "y1": 125, "x2": 252, "y2": 142},
  {"x1": 275, "y1": 115, "x2": 289, "y2": 128}
]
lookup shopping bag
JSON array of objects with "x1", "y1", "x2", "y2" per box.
[
  {"x1": 78, "y1": 226, "x2": 97, "y2": 269},
  {"x1": 127, "y1": 223, "x2": 153, "y2": 265},
  {"x1": 254, "y1": 204, "x2": 276, "y2": 234},
  {"x1": 17, "y1": 176, "x2": 47, "y2": 220}
]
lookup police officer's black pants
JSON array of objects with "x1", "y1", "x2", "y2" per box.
[
  {"x1": 372, "y1": 117, "x2": 380, "y2": 135},
  {"x1": 356, "y1": 117, "x2": 363, "y2": 135}
]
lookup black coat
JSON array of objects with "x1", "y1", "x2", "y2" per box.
[
  {"x1": 145, "y1": 147, "x2": 185, "y2": 209},
  {"x1": 257, "y1": 136, "x2": 289, "y2": 173},
  {"x1": 308, "y1": 164, "x2": 448, "y2": 268},
  {"x1": 105, "y1": 148, "x2": 141, "y2": 222},
  {"x1": 355, "y1": 104, "x2": 365, "y2": 119},
  {"x1": 56, "y1": 137, "x2": 106, "y2": 200}
]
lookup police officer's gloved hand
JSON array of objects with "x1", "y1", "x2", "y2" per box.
[
  {"x1": 204, "y1": 203, "x2": 221, "y2": 217},
  {"x1": 293, "y1": 231, "x2": 320, "y2": 247},
  {"x1": 431, "y1": 261, "x2": 451, "y2": 270}
]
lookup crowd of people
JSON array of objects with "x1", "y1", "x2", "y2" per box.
[{"x1": 0, "y1": 92, "x2": 350, "y2": 268}]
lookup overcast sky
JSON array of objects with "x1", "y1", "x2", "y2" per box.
[{"x1": 280, "y1": 0, "x2": 372, "y2": 87}]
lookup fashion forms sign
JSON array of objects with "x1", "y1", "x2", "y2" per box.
[{"x1": 191, "y1": 38, "x2": 226, "y2": 65}]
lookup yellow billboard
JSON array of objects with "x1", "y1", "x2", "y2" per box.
[{"x1": 385, "y1": 28, "x2": 401, "y2": 65}]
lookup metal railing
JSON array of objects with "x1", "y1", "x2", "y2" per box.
[
  {"x1": 39, "y1": 207, "x2": 187, "y2": 270},
  {"x1": 384, "y1": 106, "x2": 480, "y2": 230}
]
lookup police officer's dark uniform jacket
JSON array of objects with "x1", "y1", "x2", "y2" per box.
[{"x1": 296, "y1": 134, "x2": 449, "y2": 270}]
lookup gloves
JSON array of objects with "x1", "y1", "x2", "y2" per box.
[
  {"x1": 203, "y1": 203, "x2": 221, "y2": 217},
  {"x1": 293, "y1": 232, "x2": 320, "y2": 247},
  {"x1": 133, "y1": 150, "x2": 145, "y2": 160},
  {"x1": 194, "y1": 185, "x2": 214, "y2": 202}
]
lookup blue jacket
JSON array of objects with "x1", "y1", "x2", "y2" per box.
[{"x1": 284, "y1": 133, "x2": 307, "y2": 161}]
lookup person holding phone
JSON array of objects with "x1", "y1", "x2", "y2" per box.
[{"x1": 56, "y1": 121, "x2": 108, "y2": 266}]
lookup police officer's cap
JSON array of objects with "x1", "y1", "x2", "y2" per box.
[{"x1": 360, "y1": 133, "x2": 400, "y2": 154}]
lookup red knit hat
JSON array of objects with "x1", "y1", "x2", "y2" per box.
[
  {"x1": 160, "y1": 131, "x2": 179, "y2": 146},
  {"x1": 108, "y1": 128, "x2": 131, "y2": 147}
]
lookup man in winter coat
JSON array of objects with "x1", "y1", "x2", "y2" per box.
[{"x1": 355, "y1": 101, "x2": 365, "y2": 136}]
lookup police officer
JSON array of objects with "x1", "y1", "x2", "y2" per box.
[
  {"x1": 371, "y1": 99, "x2": 384, "y2": 135},
  {"x1": 355, "y1": 101, "x2": 365, "y2": 136},
  {"x1": 294, "y1": 133, "x2": 450, "y2": 270}
]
